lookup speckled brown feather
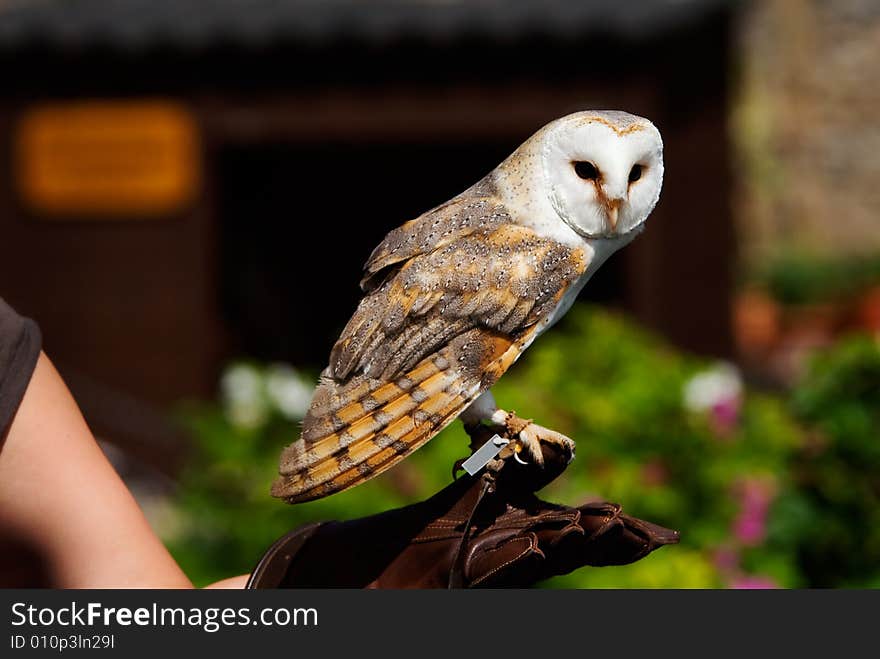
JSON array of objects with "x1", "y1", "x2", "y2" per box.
[
  {"x1": 272, "y1": 188, "x2": 587, "y2": 503},
  {"x1": 360, "y1": 177, "x2": 509, "y2": 292}
]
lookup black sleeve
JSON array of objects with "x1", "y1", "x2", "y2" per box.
[{"x1": 0, "y1": 298, "x2": 42, "y2": 435}]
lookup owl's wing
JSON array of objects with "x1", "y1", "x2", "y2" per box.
[
  {"x1": 359, "y1": 180, "x2": 510, "y2": 292},
  {"x1": 272, "y1": 219, "x2": 587, "y2": 503}
]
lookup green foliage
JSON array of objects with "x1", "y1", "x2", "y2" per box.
[
  {"x1": 489, "y1": 309, "x2": 799, "y2": 587},
  {"x1": 781, "y1": 335, "x2": 880, "y2": 586},
  {"x1": 754, "y1": 252, "x2": 880, "y2": 306},
  {"x1": 162, "y1": 307, "x2": 878, "y2": 588}
]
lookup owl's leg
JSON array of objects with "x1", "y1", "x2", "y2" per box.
[
  {"x1": 460, "y1": 390, "x2": 508, "y2": 429},
  {"x1": 461, "y1": 390, "x2": 575, "y2": 466}
]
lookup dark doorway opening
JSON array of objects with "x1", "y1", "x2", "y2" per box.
[{"x1": 215, "y1": 140, "x2": 626, "y2": 370}]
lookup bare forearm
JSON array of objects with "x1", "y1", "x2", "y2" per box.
[{"x1": 0, "y1": 353, "x2": 192, "y2": 588}]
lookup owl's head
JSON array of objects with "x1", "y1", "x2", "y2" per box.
[{"x1": 535, "y1": 110, "x2": 664, "y2": 240}]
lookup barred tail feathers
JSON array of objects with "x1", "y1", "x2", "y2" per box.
[{"x1": 271, "y1": 328, "x2": 528, "y2": 503}]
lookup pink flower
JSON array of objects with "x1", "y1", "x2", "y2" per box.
[
  {"x1": 733, "y1": 512, "x2": 766, "y2": 545},
  {"x1": 730, "y1": 576, "x2": 779, "y2": 589},
  {"x1": 682, "y1": 363, "x2": 743, "y2": 437},
  {"x1": 713, "y1": 546, "x2": 740, "y2": 573},
  {"x1": 732, "y1": 478, "x2": 775, "y2": 546},
  {"x1": 710, "y1": 397, "x2": 742, "y2": 435}
]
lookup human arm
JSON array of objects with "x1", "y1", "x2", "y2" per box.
[{"x1": 0, "y1": 351, "x2": 193, "y2": 588}]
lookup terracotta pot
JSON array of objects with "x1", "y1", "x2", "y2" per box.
[
  {"x1": 733, "y1": 289, "x2": 781, "y2": 355},
  {"x1": 856, "y1": 286, "x2": 880, "y2": 332},
  {"x1": 781, "y1": 302, "x2": 841, "y2": 342}
]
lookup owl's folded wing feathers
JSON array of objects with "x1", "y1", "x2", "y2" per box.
[
  {"x1": 272, "y1": 196, "x2": 587, "y2": 503},
  {"x1": 359, "y1": 181, "x2": 510, "y2": 292}
]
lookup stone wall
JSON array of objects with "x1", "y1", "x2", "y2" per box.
[{"x1": 733, "y1": 0, "x2": 880, "y2": 265}]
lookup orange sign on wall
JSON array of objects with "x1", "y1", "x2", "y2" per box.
[{"x1": 15, "y1": 100, "x2": 201, "y2": 218}]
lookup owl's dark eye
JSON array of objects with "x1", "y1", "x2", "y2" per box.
[
  {"x1": 628, "y1": 164, "x2": 643, "y2": 183},
  {"x1": 573, "y1": 161, "x2": 599, "y2": 181}
]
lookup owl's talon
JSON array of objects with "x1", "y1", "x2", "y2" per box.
[
  {"x1": 516, "y1": 425, "x2": 546, "y2": 466},
  {"x1": 486, "y1": 457, "x2": 506, "y2": 474},
  {"x1": 514, "y1": 420, "x2": 576, "y2": 467},
  {"x1": 467, "y1": 409, "x2": 576, "y2": 469}
]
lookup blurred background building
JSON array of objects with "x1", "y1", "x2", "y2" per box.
[{"x1": 1, "y1": 0, "x2": 878, "y2": 588}]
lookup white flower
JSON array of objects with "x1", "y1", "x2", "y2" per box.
[
  {"x1": 683, "y1": 362, "x2": 743, "y2": 413},
  {"x1": 265, "y1": 363, "x2": 313, "y2": 420},
  {"x1": 220, "y1": 363, "x2": 268, "y2": 429}
]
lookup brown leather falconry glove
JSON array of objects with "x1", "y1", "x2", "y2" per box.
[{"x1": 247, "y1": 431, "x2": 679, "y2": 589}]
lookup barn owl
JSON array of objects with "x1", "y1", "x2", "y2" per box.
[{"x1": 272, "y1": 110, "x2": 664, "y2": 503}]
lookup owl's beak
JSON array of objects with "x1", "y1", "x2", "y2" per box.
[
  {"x1": 606, "y1": 198, "x2": 624, "y2": 232},
  {"x1": 607, "y1": 206, "x2": 619, "y2": 231},
  {"x1": 597, "y1": 187, "x2": 624, "y2": 233}
]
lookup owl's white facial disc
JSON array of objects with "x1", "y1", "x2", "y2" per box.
[{"x1": 542, "y1": 111, "x2": 664, "y2": 240}]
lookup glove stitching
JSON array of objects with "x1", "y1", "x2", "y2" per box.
[{"x1": 470, "y1": 533, "x2": 542, "y2": 587}]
